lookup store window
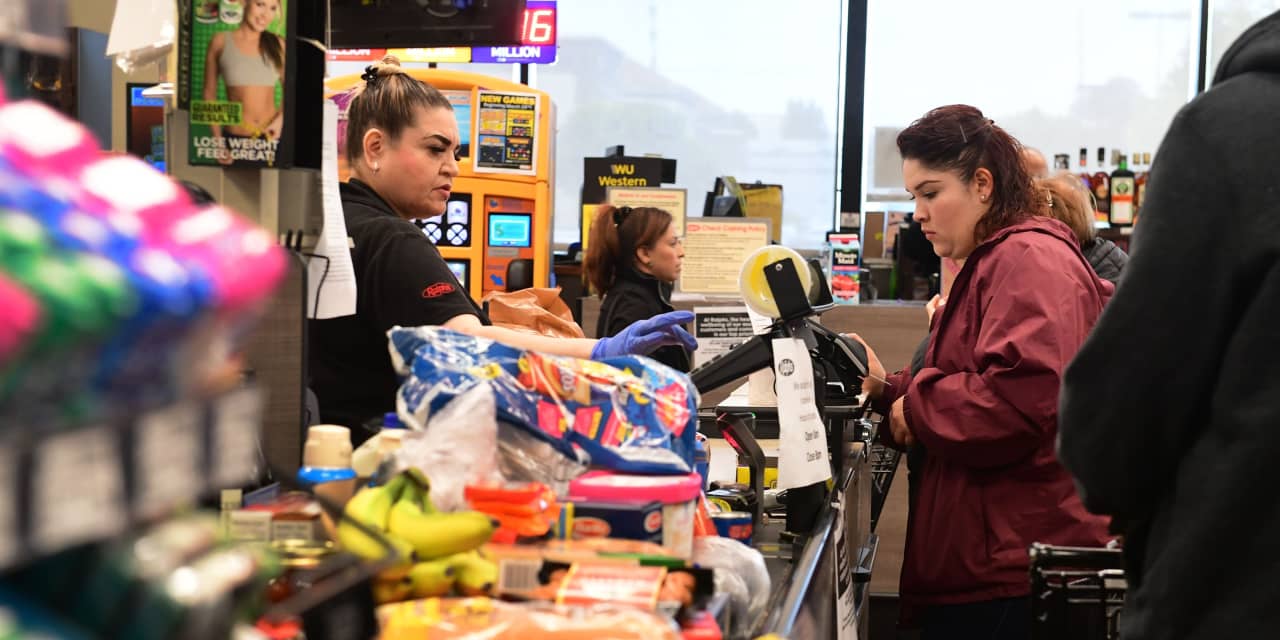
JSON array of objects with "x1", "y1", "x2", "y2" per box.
[
  {"x1": 1208, "y1": 0, "x2": 1277, "y2": 84},
  {"x1": 539, "y1": 0, "x2": 845, "y2": 247},
  {"x1": 863, "y1": 0, "x2": 1199, "y2": 207}
]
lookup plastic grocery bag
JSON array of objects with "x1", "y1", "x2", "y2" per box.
[
  {"x1": 388, "y1": 326, "x2": 698, "y2": 475},
  {"x1": 483, "y1": 288, "x2": 584, "y2": 339},
  {"x1": 392, "y1": 383, "x2": 502, "y2": 512}
]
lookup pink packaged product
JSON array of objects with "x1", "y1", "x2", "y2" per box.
[
  {"x1": 77, "y1": 154, "x2": 191, "y2": 222},
  {"x1": 569, "y1": 471, "x2": 703, "y2": 559},
  {"x1": 156, "y1": 205, "x2": 287, "y2": 315},
  {"x1": 0, "y1": 101, "x2": 101, "y2": 179},
  {"x1": 0, "y1": 274, "x2": 40, "y2": 365}
]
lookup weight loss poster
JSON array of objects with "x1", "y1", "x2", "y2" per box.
[{"x1": 186, "y1": 0, "x2": 288, "y2": 167}]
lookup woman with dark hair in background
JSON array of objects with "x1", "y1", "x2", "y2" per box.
[
  {"x1": 854, "y1": 104, "x2": 1113, "y2": 639},
  {"x1": 202, "y1": 0, "x2": 286, "y2": 164},
  {"x1": 585, "y1": 204, "x2": 690, "y2": 372},
  {"x1": 309, "y1": 56, "x2": 694, "y2": 430}
]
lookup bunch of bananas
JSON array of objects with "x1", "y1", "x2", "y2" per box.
[{"x1": 335, "y1": 469, "x2": 500, "y2": 603}]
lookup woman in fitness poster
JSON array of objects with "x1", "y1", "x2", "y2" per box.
[{"x1": 189, "y1": 0, "x2": 287, "y2": 166}]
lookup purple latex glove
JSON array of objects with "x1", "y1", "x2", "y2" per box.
[{"x1": 591, "y1": 310, "x2": 699, "y2": 360}]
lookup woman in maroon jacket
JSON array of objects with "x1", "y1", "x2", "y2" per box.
[{"x1": 858, "y1": 105, "x2": 1114, "y2": 639}]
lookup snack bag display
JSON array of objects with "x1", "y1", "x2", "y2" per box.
[{"x1": 389, "y1": 326, "x2": 698, "y2": 475}]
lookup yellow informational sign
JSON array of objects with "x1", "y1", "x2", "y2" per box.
[
  {"x1": 605, "y1": 186, "x2": 688, "y2": 238},
  {"x1": 389, "y1": 47, "x2": 471, "y2": 63},
  {"x1": 740, "y1": 183, "x2": 783, "y2": 243},
  {"x1": 474, "y1": 90, "x2": 539, "y2": 175},
  {"x1": 679, "y1": 217, "x2": 772, "y2": 295}
]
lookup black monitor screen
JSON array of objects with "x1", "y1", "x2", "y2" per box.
[
  {"x1": 488, "y1": 213, "x2": 532, "y2": 248},
  {"x1": 445, "y1": 259, "x2": 470, "y2": 290},
  {"x1": 126, "y1": 83, "x2": 165, "y2": 171}
]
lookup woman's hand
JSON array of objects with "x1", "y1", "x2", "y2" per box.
[
  {"x1": 926, "y1": 294, "x2": 945, "y2": 323},
  {"x1": 890, "y1": 396, "x2": 915, "y2": 448},
  {"x1": 849, "y1": 333, "x2": 885, "y2": 399}
]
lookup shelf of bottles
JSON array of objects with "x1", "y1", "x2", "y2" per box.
[{"x1": 1053, "y1": 147, "x2": 1152, "y2": 250}]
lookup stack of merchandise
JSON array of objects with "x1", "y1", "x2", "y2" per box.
[
  {"x1": 0, "y1": 99, "x2": 286, "y2": 423},
  {"x1": 290, "y1": 327, "x2": 775, "y2": 639},
  {"x1": 0, "y1": 516, "x2": 285, "y2": 640},
  {"x1": 0, "y1": 97, "x2": 290, "y2": 640}
]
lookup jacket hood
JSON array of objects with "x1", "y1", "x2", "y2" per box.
[
  {"x1": 980, "y1": 215, "x2": 1079, "y2": 250},
  {"x1": 1214, "y1": 10, "x2": 1280, "y2": 85}
]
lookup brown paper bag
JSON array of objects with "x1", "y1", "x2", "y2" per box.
[{"x1": 482, "y1": 288, "x2": 585, "y2": 339}]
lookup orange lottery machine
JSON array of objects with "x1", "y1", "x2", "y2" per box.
[{"x1": 325, "y1": 69, "x2": 555, "y2": 301}]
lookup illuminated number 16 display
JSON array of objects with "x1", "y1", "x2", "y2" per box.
[{"x1": 520, "y1": 2, "x2": 557, "y2": 46}]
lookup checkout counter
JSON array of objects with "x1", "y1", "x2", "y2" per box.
[{"x1": 605, "y1": 252, "x2": 926, "y2": 639}]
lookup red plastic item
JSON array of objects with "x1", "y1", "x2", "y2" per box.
[
  {"x1": 466, "y1": 482, "x2": 559, "y2": 538},
  {"x1": 692, "y1": 493, "x2": 718, "y2": 538},
  {"x1": 255, "y1": 617, "x2": 303, "y2": 640},
  {"x1": 680, "y1": 610, "x2": 724, "y2": 640}
]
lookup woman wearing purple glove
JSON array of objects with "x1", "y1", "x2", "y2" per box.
[
  {"x1": 310, "y1": 57, "x2": 697, "y2": 428},
  {"x1": 585, "y1": 204, "x2": 694, "y2": 371}
]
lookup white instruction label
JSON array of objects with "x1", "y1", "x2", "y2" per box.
[
  {"x1": 135, "y1": 402, "x2": 204, "y2": 518},
  {"x1": 772, "y1": 337, "x2": 831, "y2": 490},
  {"x1": 31, "y1": 426, "x2": 127, "y2": 553},
  {"x1": 211, "y1": 388, "x2": 264, "y2": 488}
]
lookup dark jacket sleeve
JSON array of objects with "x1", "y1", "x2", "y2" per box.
[
  {"x1": 1084, "y1": 238, "x2": 1128, "y2": 285},
  {"x1": 1059, "y1": 110, "x2": 1236, "y2": 518},
  {"x1": 904, "y1": 240, "x2": 1094, "y2": 469}
]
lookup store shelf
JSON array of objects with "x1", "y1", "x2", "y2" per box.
[{"x1": 0, "y1": 385, "x2": 263, "y2": 569}]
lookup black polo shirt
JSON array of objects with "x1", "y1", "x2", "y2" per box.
[{"x1": 308, "y1": 179, "x2": 489, "y2": 429}]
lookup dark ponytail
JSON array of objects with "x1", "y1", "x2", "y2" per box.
[
  {"x1": 896, "y1": 104, "x2": 1045, "y2": 244},
  {"x1": 584, "y1": 204, "x2": 674, "y2": 296},
  {"x1": 259, "y1": 31, "x2": 284, "y2": 73}
]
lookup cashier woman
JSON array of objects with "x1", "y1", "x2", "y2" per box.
[{"x1": 309, "y1": 55, "x2": 696, "y2": 429}]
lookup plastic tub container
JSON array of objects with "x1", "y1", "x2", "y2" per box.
[{"x1": 568, "y1": 471, "x2": 703, "y2": 559}]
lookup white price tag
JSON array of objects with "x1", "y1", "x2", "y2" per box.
[
  {"x1": 211, "y1": 388, "x2": 264, "y2": 488},
  {"x1": 135, "y1": 402, "x2": 204, "y2": 518},
  {"x1": 772, "y1": 337, "x2": 832, "y2": 490},
  {"x1": 31, "y1": 426, "x2": 127, "y2": 553},
  {"x1": 0, "y1": 446, "x2": 17, "y2": 566},
  {"x1": 832, "y1": 502, "x2": 859, "y2": 639}
]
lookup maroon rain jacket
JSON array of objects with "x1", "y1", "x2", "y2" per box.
[{"x1": 881, "y1": 216, "x2": 1114, "y2": 610}]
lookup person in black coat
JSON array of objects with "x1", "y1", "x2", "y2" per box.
[
  {"x1": 1059, "y1": 11, "x2": 1280, "y2": 639},
  {"x1": 585, "y1": 205, "x2": 691, "y2": 372}
]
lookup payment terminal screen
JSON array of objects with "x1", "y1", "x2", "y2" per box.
[{"x1": 488, "y1": 213, "x2": 532, "y2": 248}]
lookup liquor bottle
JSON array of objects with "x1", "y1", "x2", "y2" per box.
[
  {"x1": 1141, "y1": 149, "x2": 1152, "y2": 212},
  {"x1": 1091, "y1": 146, "x2": 1110, "y2": 220},
  {"x1": 1135, "y1": 151, "x2": 1150, "y2": 221},
  {"x1": 1078, "y1": 147, "x2": 1092, "y2": 192},
  {"x1": 1109, "y1": 154, "x2": 1136, "y2": 226}
]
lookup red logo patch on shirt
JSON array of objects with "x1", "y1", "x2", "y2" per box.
[{"x1": 422, "y1": 282, "x2": 456, "y2": 298}]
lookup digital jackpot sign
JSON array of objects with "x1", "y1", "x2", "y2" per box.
[{"x1": 327, "y1": 1, "x2": 558, "y2": 65}]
